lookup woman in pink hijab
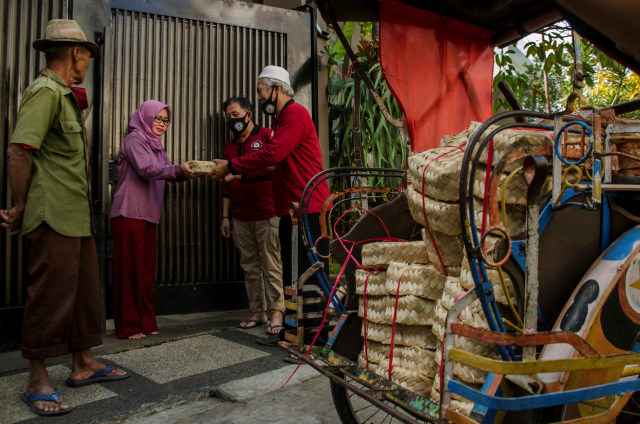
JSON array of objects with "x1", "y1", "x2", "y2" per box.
[{"x1": 110, "y1": 100, "x2": 197, "y2": 339}]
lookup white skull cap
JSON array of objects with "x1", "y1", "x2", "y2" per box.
[{"x1": 258, "y1": 65, "x2": 291, "y2": 86}]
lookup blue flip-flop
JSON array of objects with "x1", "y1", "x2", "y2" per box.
[
  {"x1": 239, "y1": 319, "x2": 267, "y2": 328},
  {"x1": 21, "y1": 389, "x2": 72, "y2": 416},
  {"x1": 65, "y1": 365, "x2": 130, "y2": 387},
  {"x1": 266, "y1": 324, "x2": 284, "y2": 335}
]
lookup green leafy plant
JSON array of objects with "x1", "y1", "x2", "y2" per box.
[
  {"x1": 494, "y1": 21, "x2": 639, "y2": 118},
  {"x1": 326, "y1": 35, "x2": 406, "y2": 184}
]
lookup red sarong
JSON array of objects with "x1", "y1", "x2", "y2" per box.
[{"x1": 112, "y1": 217, "x2": 158, "y2": 339}]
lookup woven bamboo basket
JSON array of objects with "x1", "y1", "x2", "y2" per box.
[
  {"x1": 472, "y1": 196, "x2": 527, "y2": 236},
  {"x1": 358, "y1": 295, "x2": 389, "y2": 324},
  {"x1": 435, "y1": 344, "x2": 488, "y2": 384},
  {"x1": 388, "y1": 366, "x2": 434, "y2": 396},
  {"x1": 432, "y1": 300, "x2": 490, "y2": 343},
  {"x1": 363, "y1": 321, "x2": 438, "y2": 348},
  {"x1": 361, "y1": 241, "x2": 430, "y2": 268},
  {"x1": 385, "y1": 295, "x2": 436, "y2": 326},
  {"x1": 421, "y1": 229, "x2": 464, "y2": 268},
  {"x1": 385, "y1": 262, "x2": 447, "y2": 300},
  {"x1": 460, "y1": 256, "x2": 518, "y2": 308},
  {"x1": 473, "y1": 165, "x2": 553, "y2": 207},
  {"x1": 407, "y1": 186, "x2": 462, "y2": 235},
  {"x1": 358, "y1": 355, "x2": 434, "y2": 396},
  {"x1": 467, "y1": 124, "x2": 553, "y2": 165},
  {"x1": 407, "y1": 147, "x2": 467, "y2": 202},
  {"x1": 361, "y1": 341, "x2": 438, "y2": 377},
  {"x1": 431, "y1": 374, "x2": 475, "y2": 416},
  {"x1": 439, "y1": 130, "x2": 470, "y2": 148},
  {"x1": 355, "y1": 269, "x2": 387, "y2": 296}
]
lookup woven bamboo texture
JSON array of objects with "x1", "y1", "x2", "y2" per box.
[
  {"x1": 363, "y1": 321, "x2": 438, "y2": 348},
  {"x1": 435, "y1": 344, "x2": 488, "y2": 384},
  {"x1": 407, "y1": 146, "x2": 467, "y2": 202},
  {"x1": 360, "y1": 341, "x2": 438, "y2": 376},
  {"x1": 357, "y1": 355, "x2": 434, "y2": 396},
  {"x1": 355, "y1": 269, "x2": 387, "y2": 296},
  {"x1": 430, "y1": 375, "x2": 475, "y2": 416},
  {"x1": 472, "y1": 195, "x2": 527, "y2": 236},
  {"x1": 385, "y1": 295, "x2": 436, "y2": 326},
  {"x1": 432, "y1": 300, "x2": 490, "y2": 343},
  {"x1": 358, "y1": 295, "x2": 389, "y2": 324},
  {"x1": 467, "y1": 123, "x2": 553, "y2": 165},
  {"x1": 385, "y1": 262, "x2": 447, "y2": 300},
  {"x1": 421, "y1": 229, "x2": 464, "y2": 267},
  {"x1": 361, "y1": 240, "x2": 430, "y2": 268},
  {"x1": 439, "y1": 130, "x2": 470, "y2": 148},
  {"x1": 460, "y1": 256, "x2": 518, "y2": 308},
  {"x1": 407, "y1": 186, "x2": 462, "y2": 235}
]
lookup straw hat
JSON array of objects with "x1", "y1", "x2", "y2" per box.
[
  {"x1": 258, "y1": 65, "x2": 291, "y2": 86},
  {"x1": 33, "y1": 19, "x2": 99, "y2": 58}
]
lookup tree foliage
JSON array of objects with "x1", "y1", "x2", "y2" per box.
[
  {"x1": 323, "y1": 25, "x2": 405, "y2": 181},
  {"x1": 494, "y1": 22, "x2": 640, "y2": 119}
]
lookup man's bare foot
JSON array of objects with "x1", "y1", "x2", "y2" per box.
[
  {"x1": 149, "y1": 331, "x2": 158, "y2": 335},
  {"x1": 239, "y1": 312, "x2": 268, "y2": 328},
  {"x1": 128, "y1": 333, "x2": 145, "y2": 339},
  {"x1": 266, "y1": 311, "x2": 284, "y2": 335},
  {"x1": 24, "y1": 382, "x2": 69, "y2": 413},
  {"x1": 69, "y1": 350, "x2": 128, "y2": 383}
]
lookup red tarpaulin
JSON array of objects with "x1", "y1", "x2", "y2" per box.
[{"x1": 380, "y1": 0, "x2": 494, "y2": 152}]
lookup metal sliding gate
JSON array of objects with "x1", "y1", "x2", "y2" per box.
[
  {"x1": 0, "y1": 0, "x2": 313, "y2": 350},
  {"x1": 103, "y1": 5, "x2": 291, "y2": 313},
  {"x1": 0, "y1": 0, "x2": 73, "y2": 351}
]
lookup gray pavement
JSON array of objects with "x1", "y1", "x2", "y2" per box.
[{"x1": 0, "y1": 310, "x2": 341, "y2": 424}]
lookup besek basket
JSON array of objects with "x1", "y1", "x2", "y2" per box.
[{"x1": 361, "y1": 241, "x2": 430, "y2": 268}]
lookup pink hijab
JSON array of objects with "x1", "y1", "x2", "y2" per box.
[{"x1": 129, "y1": 100, "x2": 172, "y2": 151}]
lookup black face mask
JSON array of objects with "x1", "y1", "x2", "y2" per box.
[
  {"x1": 227, "y1": 113, "x2": 249, "y2": 136},
  {"x1": 261, "y1": 86, "x2": 278, "y2": 116}
]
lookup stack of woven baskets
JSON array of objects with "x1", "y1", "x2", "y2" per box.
[{"x1": 356, "y1": 122, "x2": 551, "y2": 413}]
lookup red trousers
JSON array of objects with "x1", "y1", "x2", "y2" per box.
[{"x1": 112, "y1": 217, "x2": 158, "y2": 338}]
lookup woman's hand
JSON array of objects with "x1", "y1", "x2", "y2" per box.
[
  {"x1": 181, "y1": 160, "x2": 198, "y2": 179},
  {"x1": 220, "y1": 217, "x2": 232, "y2": 238}
]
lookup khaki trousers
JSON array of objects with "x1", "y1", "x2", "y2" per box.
[
  {"x1": 21, "y1": 223, "x2": 103, "y2": 359},
  {"x1": 233, "y1": 217, "x2": 284, "y2": 314}
]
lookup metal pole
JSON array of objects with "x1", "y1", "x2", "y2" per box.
[
  {"x1": 307, "y1": 0, "x2": 319, "y2": 133},
  {"x1": 523, "y1": 155, "x2": 548, "y2": 360}
]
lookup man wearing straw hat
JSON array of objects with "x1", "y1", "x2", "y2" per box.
[
  {"x1": 1, "y1": 19, "x2": 128, "y2": 416},
  {"x1": 209, "y1": 65, "x2": 331, "y2": 346}
]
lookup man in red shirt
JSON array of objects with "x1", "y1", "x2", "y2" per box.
[
  {"x1": 220, "y1": 96, "x2": 284, "y2": 334},
  {"x1": 211, "y1": 66, "x2": 330, "y2": 344}
]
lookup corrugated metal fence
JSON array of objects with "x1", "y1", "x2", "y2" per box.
[
  {"x1": 107, "y1": 8, "x2": 287, "y2": 287},
  {"x1": 0, "y1": 0, "x2": 71, "y2": 310}
]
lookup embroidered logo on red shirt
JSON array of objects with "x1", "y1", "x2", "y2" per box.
[{"x1": 251, "y1": 140, "x2": 263, "y2": 150}]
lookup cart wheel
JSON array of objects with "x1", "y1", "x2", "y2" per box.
[
  {"x1": 330, "y1": 372, "x2": 426, "y2": 424},
  {"x1": 537, "y1": 228, "x2": 640, "y2": 422}
]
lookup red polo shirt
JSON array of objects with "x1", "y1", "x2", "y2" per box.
[
  {"x1": 229, "y1": 101, "x2": 330, "y2": 216},
  {"x1": 221, "y1": 126, "x2": 276, "y2": 221}
]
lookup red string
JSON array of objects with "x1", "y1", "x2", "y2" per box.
[
  {"x1": 388, "y1": 267, "x2": 409, "y2": 379},
  {"x1": 345, "y1": 59, "x2": 358, "y2": 82},
  {"x1": 281, "y1": 200, "x2": 400, "y2": 387},
  {"x1": 419, "y1": 143, "x2": 467, "y2": 276},
  {"x1": 280, "y1": 242, "x2": 356, "y2": 389}
]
